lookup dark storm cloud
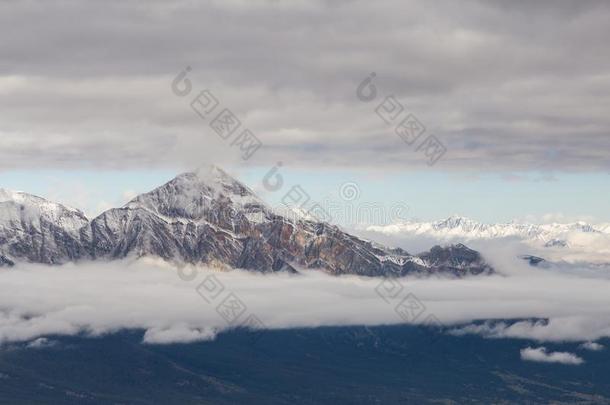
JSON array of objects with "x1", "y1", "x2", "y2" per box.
[{"x1": 0, "y1": 0, "x2": 609, "y2": 171}]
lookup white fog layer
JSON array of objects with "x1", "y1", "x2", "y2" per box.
[{"x1": 2, "y1": 255, "x2": 610, "y2": 346}]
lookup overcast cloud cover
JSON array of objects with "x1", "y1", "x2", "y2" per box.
[{"x1": 1, "y1": 0, "x2": 610, "y2": 171}]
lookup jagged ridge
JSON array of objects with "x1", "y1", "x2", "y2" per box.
[{"x1": 365, "y1": 215, "x2": 608, "y2": 248}]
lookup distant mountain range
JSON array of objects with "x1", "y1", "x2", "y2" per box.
[
  {"x1": 0, "y1": 167, "x2": 491, "y2": 277},
  {"x1": 365, "y1": 215, "x2": 610, "y2": 248}
]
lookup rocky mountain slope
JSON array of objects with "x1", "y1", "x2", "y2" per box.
[
  {"x1": 0, "y1": 189, "x2": 89, "y2": 264},
  {"x1": 0, "y1": 167, "x2": 492, "y2": 277}
]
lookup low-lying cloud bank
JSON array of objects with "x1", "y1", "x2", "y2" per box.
[
  {"x1": 1, "y1": 256, "x2": 610, "y2": 346},
  {"x1": 520, "y1": 347, "x2": 584, "y2": 365}
]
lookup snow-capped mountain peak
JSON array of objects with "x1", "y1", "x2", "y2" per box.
[
  {"x1": 365, "y1": 215, "x2": 610, "y2": 255},
  {"x1": 0, "y1": 188, "x2": 89, "y2": 264},
  {"x1": 0, "y1": 188, "x2": 87, "y2": 231},
  {"x1": 435, "y1": 215, "x2": 481, "y2": 231},
  {"x1": 125, "y1": 166, "x2": 267, "y2": 223}
]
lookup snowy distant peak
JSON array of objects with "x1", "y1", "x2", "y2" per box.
[
  {"x1": 0, "y1": 188, "x2": 87, "y2": 232},
  {"x1": 564, "y1": 221, "x2": 596, "y2": 233},
  {"x1": 0, "y1": 188, "x2": 89, "y2": 265},
  {"x1": 436, "y1": 215, "x2": 481, "y2": 231},
  {"x1": 439, "y1": 215, "x2": 472, "y2": 224},
  {"x1": 365, "y1": 215, "x2": 609, "y2": 246},
  {"x1": 0, "y1": 188, "x2": 84, "y2": 214}
]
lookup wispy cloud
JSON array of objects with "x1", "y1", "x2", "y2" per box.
[
  {"x1": 580, "y1": 341, "x2": 604, "y2": 351},
  {"x1": 520, "y1": 346, "x2": 584, "y2": 365},
  {"x1": 26, "y1": 337, "x2": 58, "y2": 349}
]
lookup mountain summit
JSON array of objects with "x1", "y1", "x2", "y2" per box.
[
  {"x1": 0, "y1": 188, "x2": 89, "y2": 264},
  {"x1": 0, "y1": 168, "x2": 492, "y2": 277}
]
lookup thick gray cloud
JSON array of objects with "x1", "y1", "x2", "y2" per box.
[{"x1": 1, "y1": 0, "x2": 609, "y2": 171}]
